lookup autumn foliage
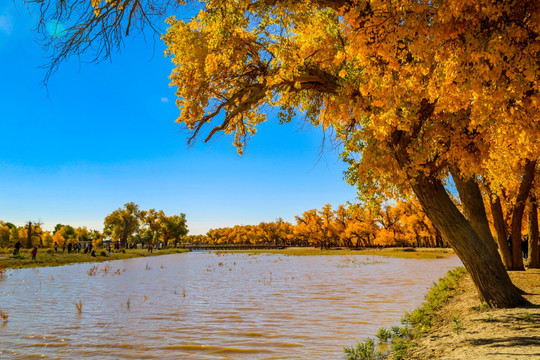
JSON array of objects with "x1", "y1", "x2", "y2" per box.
[
  {"x1": 204, "y1": 201, "x2": 445, "y2": 248},
  {"x1": 26, "y1": 0, "x2": 539, "y2": 307}
]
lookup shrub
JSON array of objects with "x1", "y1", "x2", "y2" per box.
[
  {"x1": 344, "y1": 338, "x2": 382, "y2": 360},
  {"x1": 376, "y1": 328, "x2": 392, "y2": 342}
]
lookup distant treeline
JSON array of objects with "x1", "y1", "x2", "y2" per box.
[
  {"x1": 0, "y1": 202, "x2": 189, "y2": 249},
  {"x1": 1, "y1": 200, "x2": 449, "y2": 250},
  {"x1": 202, "y1": 200, "x2": 447, "y2": 248}
]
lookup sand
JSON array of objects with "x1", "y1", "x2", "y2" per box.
[{"x1": 408, "y1": 269, "x2": 540, "y2": 359}]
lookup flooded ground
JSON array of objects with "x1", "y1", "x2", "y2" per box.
[{"x1": 0, "y1": 252, "x2": 461, "y2": 359}]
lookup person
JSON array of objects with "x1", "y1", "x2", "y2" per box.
[
  {"x1": 90, "y1": 249, "x2": 96, "y2": 257},
  {"x1": 54, "y1": 242, "x2": 58, "y2": 253},
  {"x1": 148, "y1": 244, "x2": 153, "y2": 253},
  {"x1": 13, "y1": 240, "x2": 22, "y2": 255},
  {"x1": 522, "y1": 235, "x2": 529, "y2": 260},
  {"x1": 31, "y1": 246, "x2": 38, "y2": 261},
  {"x1": 67, "y1": 242, "x2": 73, "y2": 253},
  {"x1": 107, "y1": 244, "x2": 111, "y2": 257}
]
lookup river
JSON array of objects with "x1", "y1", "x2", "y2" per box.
[{"x1": 0, "y1": 252, "x2": 461, "y2": 359}]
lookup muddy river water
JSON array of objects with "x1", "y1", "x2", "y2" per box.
[{"x1": 0, "y1": 252, "x2": 461, "y2": 359}]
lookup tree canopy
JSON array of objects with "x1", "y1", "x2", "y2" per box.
[{"x1": 28, "y1": 0, "x2": 539, "y2": 307}]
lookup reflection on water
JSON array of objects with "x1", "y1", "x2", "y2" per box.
[{"x1": 0, "y1": 252, "x2": 461, "y2": 359}]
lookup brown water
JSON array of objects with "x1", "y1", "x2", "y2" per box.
[{"x1": 0, "y1": 252, "x2": 461, "y2": 359}]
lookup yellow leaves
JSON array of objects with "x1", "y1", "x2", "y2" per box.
[
  {"x1": 91, "y1": 0, "x2": 101, "y2": 16},
  {"x1": 162, "y1": 0, "x2": 538, "y2": 207}
]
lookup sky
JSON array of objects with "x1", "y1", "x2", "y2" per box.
[{"x1": 0, "y1": 2, "x2": 358, "y2": 235}]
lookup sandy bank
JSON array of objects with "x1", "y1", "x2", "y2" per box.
[{"x1": 409, "y1": 269, "x2": 540, "y2": 359}]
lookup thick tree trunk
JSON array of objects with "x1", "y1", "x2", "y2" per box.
[
  {"x1": 409, "y1": 173, "x2": 527, "y2": 307},
  {"x1": 488, "y1": 194, "x2": 513, "y2": 269},
  {"x1": 451, "y1": 170, "x2": 501, "y2": 262},
  {"x1": 120, "y1": 218, "x2": 132, "y2": 248},
  {"x1": 510, "y1": 159, "x2": 536, "y2": 270},
  {"x1": 527, "y1": 193, "x2": 539, "y2": 268}
]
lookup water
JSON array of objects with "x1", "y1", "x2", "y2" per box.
[{"x1": 0, "y1": 252, "x2": 461, "y2": 359}]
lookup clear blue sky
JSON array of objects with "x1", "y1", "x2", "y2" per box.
[{"x1": 0, "y1": 2, "x2": 357, "y2": 235}]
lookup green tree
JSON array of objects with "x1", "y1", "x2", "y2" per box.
[
  {"x1": 141, "y1": 208, "x2": 166, "y2": 245},
  {"x1": 162, "y1": 213, "x2": 188, "y2": 247},
  {"x1": 104, "y1": 202, "x2": 142, "y2": 248}
]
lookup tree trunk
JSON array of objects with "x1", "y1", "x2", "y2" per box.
[
  {"x1": 26, "y1": 222, "x2": 33, "y2": 249},
  {"x1": 527, "y1": 193, "x2": 539, "y2": 268},
  {"x1": 391, "y1": 124, "x2": 526, "y2": 307},
  {"x1": 409, "y1": 173, "x2": 527, "y2": 307},
  {"x1": 451, "y1": 170, "x2": 501, "y2": 262},
  {"x1": 488, "y1": 193, "x2": 513, "y2": 269},
  {"x1": 120, "y1": 218, "x2": 132, "y2": 248},
  {"x1": 510, "y1": 159, "x2": 536, "y2": 270},
  {"x1": 434, "y1": 228, "x2": 443, "y2": 248}
]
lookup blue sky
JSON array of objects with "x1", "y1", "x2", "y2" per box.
[{"x1": 0, "y1": 2, "x2": 357, "y2": 235}]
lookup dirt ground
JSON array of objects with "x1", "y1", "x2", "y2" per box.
[{"x1": 409, "y1": 269, "x2": 540, "y2": 360}]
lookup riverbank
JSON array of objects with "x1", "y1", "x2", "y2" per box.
[
  {"x1": 218, "y1": 246, "x2": 454, "y2": 259},
  {"x1": 407, "y1": 269, "x2": 540, "y2": 359},
  {"x1": 0, "y1": 248, "x2": 189, "y2": 270}
]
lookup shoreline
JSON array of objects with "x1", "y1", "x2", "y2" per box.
[
  {"x1": 0, "y1": 246, "x2": 454, "y2": 271},
  {"x1": 216, "y1": 246, "x2": 454, "y2": 259},
  {"x1": 346, "y1": 268, "x2": 540, "y2": 359},
  {"x1": 406, "y1": 268, "x2": 540, "y2": 359},
  {"x1": 0, "y1": 248, "x2": 189, "y2": 270}
]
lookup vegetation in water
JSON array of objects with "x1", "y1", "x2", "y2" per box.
[{"x1": 0, "y1": 308, "x2": 8, "y2": 324}]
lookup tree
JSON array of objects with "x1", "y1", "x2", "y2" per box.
[
  {"x1": 52, "y1": 230, "x2": 66, "y2": 248},
  {"x1": 20, "y1": 221, "x2": 43, "y2": 248},
  {"x1": 527, "y1": 191, "x2": 539, "y2": 268},
  {"x1": 104, "y1": 202, "x2": 142, "y2": 247},
  {"x1": 60, "y1": 225, "x2": 76, "y2": 244},
  {"x1": 0, "y1": 222, "x2": 11, "y2": 248},
  {"x1": 161, "y1": 0, "x2": 537, "y2": 307},
  {"x1": 162, "y1": 213, "x2": 188, "y2": 247},
  {"x1": 141, "y1": 208, "x2": 166, "y2": 244},
  {"x1": 29, "y1": 0, "x2": 538, "y2": 307}
]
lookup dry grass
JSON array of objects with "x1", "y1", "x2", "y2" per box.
[
  {"x1": 217, "y1": 247, "x2": 453, "y2": 259},
  {"x1": 75, "y1": 300, "x2": 83, "y2": 314}
]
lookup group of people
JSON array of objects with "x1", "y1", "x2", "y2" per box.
[{"x1": 52, "y1": 241, "x2": 97, "y2": 256}]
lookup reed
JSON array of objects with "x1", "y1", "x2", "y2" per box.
[{"x1": 75, "y1": 300, "x2": 83, "y2": 314}]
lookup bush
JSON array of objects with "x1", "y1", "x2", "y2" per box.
[
  {"x1": 376, "y1": 328, "x2": 392, "y2": 342},
  {"x1": 344, "y1": 338, "x2": 382, "y2": 360}
]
